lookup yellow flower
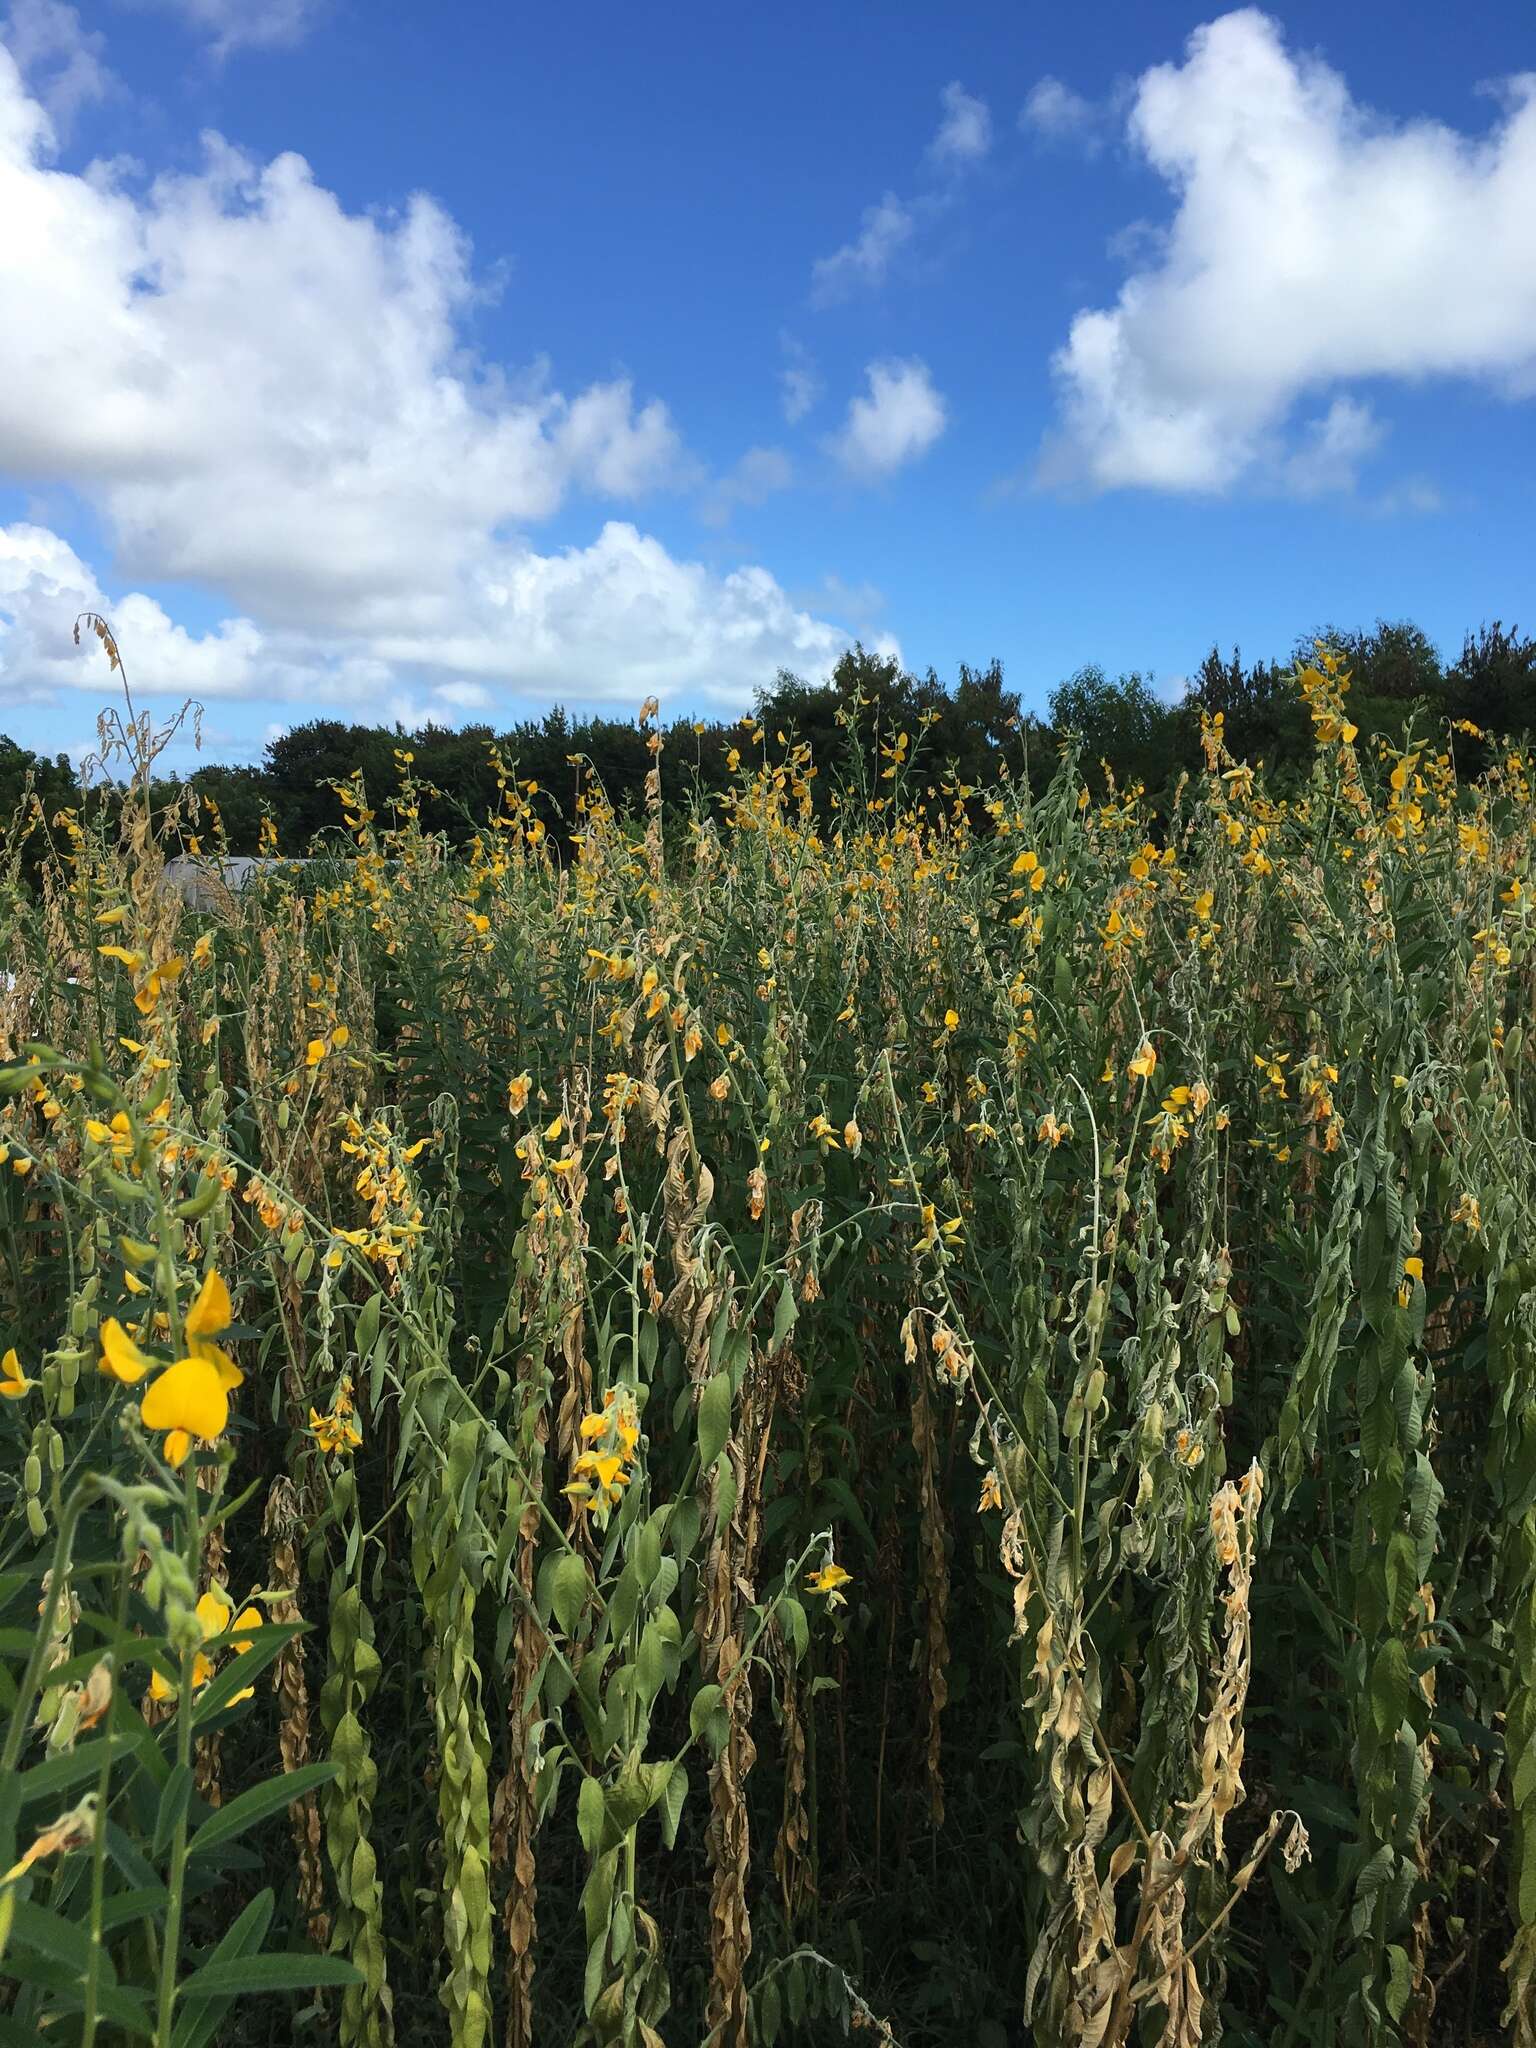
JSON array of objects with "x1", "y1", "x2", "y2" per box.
[
  {"x1": 185, "y1": 1270, "x2": 242, "y2": 1391},
  {"x1": 978, "y1": 1469, "x2": 1002, "y2": 1513},
  {"x1": 943, "y1": 1009, "x2": 960, "y2": 1032},
  {"x1": 309, "y1": 1407, "x2": 363, "y2": 1457},
  {"x1": 2, "y1": 1796, "x2": 98, "y2": 1885},
  {"x1": 805, "y1": 1562, "x2": 852, "y2": 1608},
  {"x1": 1128, "y1": 1040, "x2": 1157, "y2": 1081},
  {"x1": 140, "y1": 1356, "x2": 230, "y2": 1467},
  {"x1": 0, "y1": 1346, "x2": 34, "y2": 1399},
  {"x1": 305, "y1": 1037, "x2": 328, "y2": 1068},
  {"x1": 99, "y1": 1317, "x2": 153, "y2": 1385},
  {"x1": 507, "y1": 1071, "x2": 532, "y2": 1113},
  {"x1": 225, "y1": 1605, "x2": 264, "y2": 1702}
]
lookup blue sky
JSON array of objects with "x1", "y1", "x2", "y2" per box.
[{"x1": 0, "y1": 0, "x2": 1533, "y2": 765}]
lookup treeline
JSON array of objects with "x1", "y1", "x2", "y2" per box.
[{"x1": 8, "y1": 618, "x2": 1535, "y2": 855}]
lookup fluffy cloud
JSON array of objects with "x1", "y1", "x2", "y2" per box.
[
  {"x1": 830, "y1": 360, "x2": 947, "y2": 478},
  {"x1": 779, "y1": 333, "x2": 821, "y2": 423},
  {"x1": 930, "y1": 82, "x2": 991, "y2": 166},
  {"x1": 132, "y1": 0, "x2": 324, "y2": 58},
  {"x1": 1045, "y1": 9, "x2": 1536, "y2": 493},
  {"x1": 1020, "y1": 76, "x2": 1105, "y2": 154},
  {"x1": 810, "y1": 192, "x2": 914, "y2": 305},
  {"x1": 0, "y1": 516, "x2": 853, "y2": 712},
  {"x1": 0, "y1": 522, "x2": 269, "y2": 703},
  {"x1": 700, "y1": 446, "x2": 794, "y2": 528},
  {"x1": 813, "y1": 81, "x2": 991, "y2": 303},
  {"x1": 0, "y1": 0, "x2": 112, "y2": 134},
  {"x1": 0, "y1": 48, "x2": 851, "y2": 712}
]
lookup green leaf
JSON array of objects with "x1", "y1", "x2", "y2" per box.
[
  {"x1": 760, "y1": 1970, "x2": 782, "y2": 2044},
  {"x1": 172, "y1": 1887, "x2": 276, "y2": 2048},
  {"x1": 777, "y1": 1594, "x2": 808, "y2": 1663},
  {"x1": 188, "y1": 1762, "x2": 337, "y2": 1861},
  {"x1": 179, "y1": 1952, "x2": 363, "y2": 2001},
  {"x1": 576, "y1": 1772, "x2": 605, "y2": 1857},
  {"x1": 354, "y1": 1291, "x2": 381, "y2": 1360},
  {"x1": 8, "y1": 1895, "x2": 107, "y2": 1977},
  {"x1": 155, "y1": 1763, "x2": 194, "y2": 1858},
  {"x1": 770, "y1": 1278, "x2": 797, "y2": 1353},
  {"x1": 659, "y1": 1758, "x2": 687, "y2": 1849},
  {"x1": 689, "y1": 1683, "x2": 723, "y2": 1740},
  {"x1": 698, "y1": 1372, "x2": 731, "y2": 1470},
  {"x1": 1384, "y1": 1532, "x2": 1417, "y2": 1631},
  {"x1": 551, "y1": 1551, "x2": 590, "y2": 1637},
  {"x1": 1370, "y1": 1639, "x2": 1414, "y2": 1739},
  {"x1": 17, "y1": 1738, "x2": 113, "y2": 1811}
]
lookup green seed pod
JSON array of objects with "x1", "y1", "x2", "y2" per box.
[
  {"x1": 173, "y1": 1175, "x2": 222, "y2": 1221},
  {"x1": 48, "y1": 1432, "x2": 64, "y2": 1474},
  {"x1": 26, "y1": 1498, "x2": 47, "y2": 1541},
  {"x1": 277, "y1": 1098, "x2": 291, "y2": 1131},
  {"x1": 57, "y1": 1385, "x2": 75, "y2": 1419},
  {"x1": 23, "y1": 1452, "x2": 41, "y2": 1496},
  {"x1": 58, "y1": 1351, "x2": 80, "y2": 1389}
]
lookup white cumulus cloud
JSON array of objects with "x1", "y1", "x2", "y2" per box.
[
  {"x1": 930, "y1": 82, "x2": 992, "y2": 166},
  {"x1": 0, "y1": 0, "x2": 112, "y2": 136},
  {"x1": 811, "y1": 192, "x2": 914, "y2": 305},
  {"x1": 830, "y1": 360, "x2": 947, "y2": 479},
  {"x1": 1020, "y1": 76, "x2": 1103, "y2": 152},
  {"x1": 0, "y1": 47, "x2": 852, "y2": 714},
  {"x1": 1044, "y1": 8, "x2": 1536, "y2": 494}
]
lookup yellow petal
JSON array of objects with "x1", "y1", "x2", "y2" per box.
[
  {"x1": 141, "y1": 1357, "x2": 229, "y2": 1442},
  {"x1": 164, "y1": 1429, "x2": 193, "y2": 1468},
  {"x1": 99, "y1": 1318, "x2": 152, "y2": 1384},
  {"x1": 231, "y1": 1607, "x2": 263, "y2": 1649},
  {"x1": 195, "y1": 1589, "x2": 231, "y2": 1639},
  {"x1": 0, "y1": 1346, "x2": 34, "y2": 1396},
  {"x1": 185, "y1": 1271, "x2": 231, "y2": 1341}
]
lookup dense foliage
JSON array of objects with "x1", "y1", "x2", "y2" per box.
[{"x1": 3, "y1": 644, "x2": 1536, "y2": 2047}]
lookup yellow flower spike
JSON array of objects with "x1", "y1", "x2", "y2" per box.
[
  {"x1": 140, "y1": 1357, "x2": 230, "y2": 1464},
  {"x1": 0, "y1": 1346, "x2": 35, "y2": 1399},
  {"x1": 99, "y1": 1317, "x2": 153, "y2": 1385}
]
